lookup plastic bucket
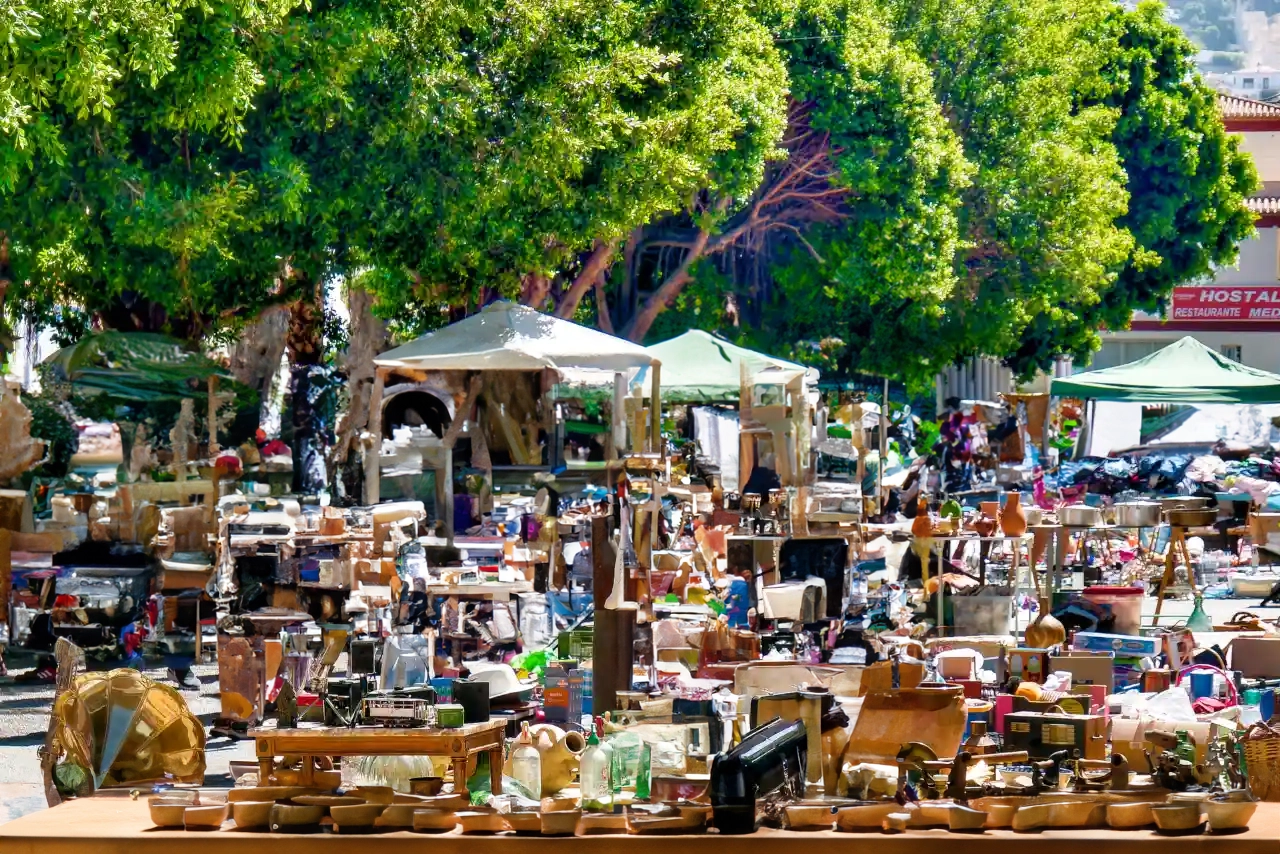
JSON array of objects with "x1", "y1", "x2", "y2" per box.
[{"x1": 1081, "y1": 585, "x2": 1144, "y2": 636}]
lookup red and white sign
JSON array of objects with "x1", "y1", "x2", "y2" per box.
[{"x1": 1170, "y1": 286, "x2": 1280, "y2": 322}]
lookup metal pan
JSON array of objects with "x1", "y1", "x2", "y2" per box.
[
  {"x1": 1114, "y1": 501, "x2": 1162, "y2": 527},
  {"x1": 1060, "y1": 504, "x2": 1102, "y2": 527},
  {"x1": 1165, "y1": 507, "x2": 1217, "y2": 527}
]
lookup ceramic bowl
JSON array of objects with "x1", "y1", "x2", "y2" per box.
[
  {"x1": 676, "y1": 803, "x2": 713, "y2": 820},
  {"x1": 231, "y1": 801, "x2": 274, "y2": 829},
  {"x1": 228, "y1": 786, "x2": 305, "y2": 803},
  {"x1": 184, "y1": 804, "x2": 228, "y2": 830},
  {"x1": 350, "y1": 786, "x2": 394, "y2": 805},
  {"x1": 375, "y1": 804, "x2": 421, "y2": 828},
  {"x1": 948, "y1": 806, "x2": 988, "y2": 832},
  {"x1": 882, "y1": 812, "x2": 911, "y2": 833},
  {"x1": 330, "y1": 803, "x2": 387, "y2": 829},
  {"x1": 540, "y1": 809, "x2": 582, "y2": 836},
  {"x1": 409, "y1": 776, "x2": 445, "y2": 796},
  {"x1": 413, "y1": 809, "x2": 458, "y2": 832},
  {"x1": 269, "y1": 803, "x2": 325, "y2": 831},
  {"x1": 1206, "y1": 798, "x2": 1257, "y2": 832},
  {"x1": 271, "y1": 769, "x2": 342, "y2": 790},
  {"x1": 1106, "y1": 802, "x2": 1154, "y2": 829},
  {"x1": 149, "y1": 800, "x2": 191, "y2": 828},
  {"x1": 291, "y1": 795, "x2": 365, "y2": 808},
  {"x1": 1151, "y1": 803, "x2": 1204, "y2": 833},
  {"x1": 503, "y1": 811, "x2": 544, "y2": 834},
  {"x1": 153, "y1": 790, "x2": 201, "y2": 805},
  {"x1": 836, "y1": 802, "x2": 899, "y2": 831},
  {"x1": 784, "y1": 802, "x2": 836, "y2": 830},
  {"x1": 416, "y1": 793, "x2": 469, "y2": 811},
  {"x1": 457, "y1": 809, "x2": 506, "y2": 834},
  {"x1": 541, "y1": 796, "x2": 578, "y2": 813}
]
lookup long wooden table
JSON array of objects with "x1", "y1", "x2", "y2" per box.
[
  {"x1": 250, "y1": 720, "x2": 507, "y2": 794},
  {"x1": 3, "y1": 793, "x2": 1280, "y2": 854}
]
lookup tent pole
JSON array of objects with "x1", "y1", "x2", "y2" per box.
[
  {"x1": 364, "y1": 368, "x2": 386, "y2": 504},
  {"x1": 650, "y1": 361, "x2": 662, "y2": 456},
  {"x1": 879, "y1": 377, "x2": 888, "y2": 517}
]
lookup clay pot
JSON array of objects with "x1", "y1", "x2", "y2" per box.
[
  {"x1": 502, "y1": 724, "x2": 586, "y2": 795},
  {"x1": 999, "y1": 493, "x2": 1028, "y2": 537}
]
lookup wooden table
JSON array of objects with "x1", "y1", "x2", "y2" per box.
[
  {"x1": 249, "y1": 719, "x2": 507, "y2": 794},
  {"x1": 5, "y1": 794, "x2": 1280, "y2": 854}
]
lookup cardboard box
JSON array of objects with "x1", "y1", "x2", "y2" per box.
[
  {"x1": 1051, "y1": 650, "x2": 1115, "y2": 692},
  {"x1": 1071, "y1": 631, "x2": 1160, "y2": 657},
  {"x1": 1250, "y1": 512, "x2": 1280, "y2": 553},
  {"x1": 1231, "y1": 636, "x2": 1280, "y2": 679}
]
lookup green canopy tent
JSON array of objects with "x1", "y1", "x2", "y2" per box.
[
  {"x1": 1051, "y1": 336, "x2": 1280, "y2": 404},
  {"x1": 45, "y1": 331, "x2": 240, "y2": 403},
  {"x1": 644, "y1": 329, "x2": 817, "y2": 402}
]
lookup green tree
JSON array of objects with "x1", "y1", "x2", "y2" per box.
[{"x1": 1008, "y1": 1, "x2": 1257, "y2": 373}]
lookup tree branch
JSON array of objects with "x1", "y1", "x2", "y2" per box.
[{"x1": 554, "y1": 239, "x2": 618, "y2": 319}]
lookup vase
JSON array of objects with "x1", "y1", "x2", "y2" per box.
[
  {"x1": 999, "y1": 493, "x2": 1027, "y2": 537},
  {"x1": 911, "y1": 497, "x2": 933, "y2": 539}
]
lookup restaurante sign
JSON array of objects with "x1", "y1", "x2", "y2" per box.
[{"x1": 1171, "y1": 286, "x2": 1280, "y2": 321}]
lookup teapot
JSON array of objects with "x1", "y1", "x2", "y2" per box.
[{"x1": 501, "y1": 724, "x2": 586, "y2": 794}]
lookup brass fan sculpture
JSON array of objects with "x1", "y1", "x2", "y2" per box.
[{"x1": 52, "y1": 668, "x2": 206, "y2": 789}]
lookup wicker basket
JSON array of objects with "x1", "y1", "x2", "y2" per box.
[{"x1": 1244, "y1": 721, "x2": 1280, "y2": 801}]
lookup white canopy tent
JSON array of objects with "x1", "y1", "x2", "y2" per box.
[
  {"x1": 368, "y1": 302, "x2": 663, "y2": 524},
  {"x1": 375, "y1": 301, "x2": 657, "y2": 373}
]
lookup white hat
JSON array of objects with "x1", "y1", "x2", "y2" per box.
[{"x1": 464, "y1": 662, "x2": 534, "y2": 701}]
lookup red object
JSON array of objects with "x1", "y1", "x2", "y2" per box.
[
  {"x1": 215, "y1": 453, "x2": 242, "y2": 475},
  {"x1": 296, "y1": 692, "x2": 322, "y2": 708},
  {"x1": 1080, "y1": 585, "x2": 1142, "y2": 596},
  {"x1": 122, "y1": 625, "x2": 143, "y2": 657},
  {"x1": 1171, "y1": 286, "x2": 1280, "y2": 323},
  {"x1": 261, "y1": 439, "x2": 290, "y2": 457}
]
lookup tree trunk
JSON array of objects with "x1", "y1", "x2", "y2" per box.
[
  {"x1": 0, "y1": 233, "x2": 9, "y2": 366},
  {"x1": 332, "y1": 285, "x2": 387, "y2": 501},
  {"x1": 285, "y1": 282, "x2": 325, "y2": 494},
  {"x1": 624, "y1": 228, "x2": 712, "y2": 343},
  {"x1": 229, "y1": 304, "x2": 290, "y2": 429},
  {"x1": 554, "y1": 240, "x2": 618, "y2": 319},
  {"x1": 595, "y1": 278, "x2": 615, "y2": 334}
]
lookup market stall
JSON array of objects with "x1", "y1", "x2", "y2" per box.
[{"x1": 366, "y1": 301, "x2": 663, "y2": 534}]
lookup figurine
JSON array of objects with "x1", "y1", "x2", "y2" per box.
[
  {"x1": 945, "y1": 751, "x2": 973, "y2": 803},
  {"x1": 277, "y1": 679, "x2": 298, "y2": 729}
]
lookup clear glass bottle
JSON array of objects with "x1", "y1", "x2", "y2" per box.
[
  {"x1": 579, "y1": 717, "x2": 613, "y2": 811},
  {"x1": 511, "y1": 722, "x2": 542, "y2": 799},
  {"x1": 599, "y1": 714, "x2": 619, "y2": 793}
]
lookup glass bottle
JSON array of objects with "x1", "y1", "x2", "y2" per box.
[
  {"x1": 510, "y1": 722, "x2": 542, "y2": 799},
  {"x1": 579, "y1": 717, "x2": 613, "y2": 811},
  {"x1": 1186, "y1": 596, "x2": 1213, "y2": 632},
  {"x1": 598, "y1": 715, "x2": 618, "y2": 794}
]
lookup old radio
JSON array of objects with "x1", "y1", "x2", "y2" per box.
[{"x1": 1002, "y1": 710, "x2": 1107, "y2": 761}]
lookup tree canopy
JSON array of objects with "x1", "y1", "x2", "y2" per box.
[{"x1": 0, "y1": 0, "x2": 1259, "y2": 393}]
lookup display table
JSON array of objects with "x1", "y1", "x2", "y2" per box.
[
  {"x1": 250, "y1": 719, "x2": 507, "y2": 793},
  {"x1": 4, "y1": 794, "x2": 1280, "y2": 854}
]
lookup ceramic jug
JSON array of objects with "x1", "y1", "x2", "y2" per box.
[
  {"x1": 502, "y1": 724, "x2": 586, "y2": 794},
  {"x1": 999, "y1": 493, "x2": 1028, "y2": 537}
]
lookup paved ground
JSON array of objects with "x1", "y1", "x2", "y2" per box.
[
  {"x1": 0, "y1": 660, "x2": 255, "y2": 825},
  {"x1": 0, "y1": 595, "x2": 1275, "y2": 827}
]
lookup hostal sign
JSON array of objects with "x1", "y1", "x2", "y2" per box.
[{"x1": 1171, "y1": 286, "x2": 1280, "y2": 321}]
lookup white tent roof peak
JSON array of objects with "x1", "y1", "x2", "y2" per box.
[{"x1": 374, "y1": 301, "x2": 658, "y2": 373}]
